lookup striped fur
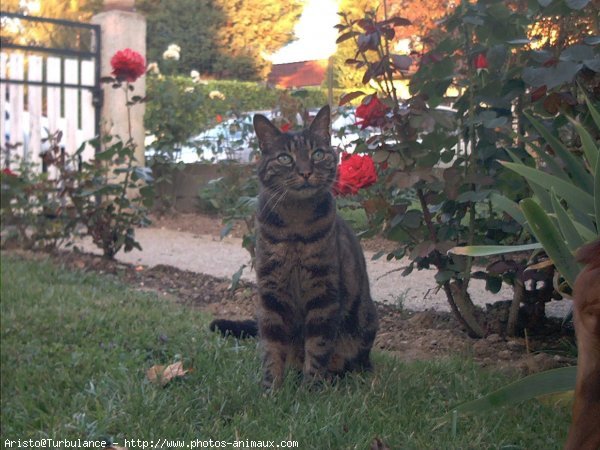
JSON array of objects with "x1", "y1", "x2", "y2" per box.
[{"x1": 250, "y1": 105, "x2": 378, "y2": 389}]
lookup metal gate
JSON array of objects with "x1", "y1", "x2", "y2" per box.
[{"x1": 0, "y1": 11, "x2": 101, "y2": 170}]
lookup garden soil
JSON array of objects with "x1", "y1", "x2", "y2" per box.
[{"x1": 11, "y1": 212, "x2": 576, "y2": 374}]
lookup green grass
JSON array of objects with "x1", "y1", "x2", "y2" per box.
[{"x1": 1, "y1": 255, "x2": 570, "y2": 449}]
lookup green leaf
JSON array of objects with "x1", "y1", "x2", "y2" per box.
[
  {"x1": 220, "y1": 221, "x2": 234, "y2": 239},
  {"x1": 434, "y1": 270, "x2": 453, "y2": 284},
  {"x1": 572, "y1": 219, "x2": 598, "y2": 242},
  {"x1": 440, "y1": 366, "x2": 576, "y2": 422},
  {"x1": 448, "y1": 243, "x2": 542, "y2": 257},
  {"x1": 501, "y1": 162, "x2": 595, "y2": 214},
  {"x1": 524, "y1": 112, "x2": 594, "y2": 193},
  {"x1": 505, "y1": 149, "x2": 554, "y2": 211},
  {"x1": 520, "y1": 198, "x2": 581, "y2": 287},
  {"x1": 584, "y1": 94, "x2": 600, "y2": 130},
  {"x1": 489, "y1": 193, "x2": 526, "y2": 226},
  {"x1": 230, "y1": 264, "x2": 246, "y2": 291},
  {"x1": 371, "y1": 250, "x2": 386, "y2": 261},
  {"x1": 456, "y1": 190, "x2": 492, "y2": 203},
  {"x1": 566, "y1": 0, "x2": 589, "y2": 9},
  {"x1": 511, "y1": 142, "x2": 568, "y2": 182},
  {"x1": 567, "y1": 116, "x2": 598, "y2": 170},
  {"x1": 95, "y1": 147, "x2": 118, "y2": 161},
  {"x1": 339, "y1": 91, "x2": 366, "y2": 106},
  {"x1": 550, "y1": 191, "x2": 584, "y2": 252}
]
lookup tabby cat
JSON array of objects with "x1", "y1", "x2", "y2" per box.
[{"x1": 210, "y1": 105, "x2": 378, "y2": 389}]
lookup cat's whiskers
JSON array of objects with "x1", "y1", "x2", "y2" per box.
[{"x1": 260, "y1": 183, "x2": 289, "y2": 216}]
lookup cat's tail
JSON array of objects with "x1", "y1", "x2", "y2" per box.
[{"x1": 209, "y1": 319, "x2": 258, "y2": 338}]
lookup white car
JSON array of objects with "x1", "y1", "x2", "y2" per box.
[{"x1": 145, "y1": 111, "x2": 272, "y2": 164}]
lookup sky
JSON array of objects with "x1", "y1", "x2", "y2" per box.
[{"x1": 269, "y1": 0, "x2": 339, "y2": 64}]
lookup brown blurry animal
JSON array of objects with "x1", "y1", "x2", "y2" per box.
[{"x1": 565, "y1": 239, "x2": 600, "y2": 450}]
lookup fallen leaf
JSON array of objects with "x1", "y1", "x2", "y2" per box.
[
  {"x1": 526, "y1": 259, "x2": 554, "y2": 271},
  {"x1": 146, "y1": 361, "x2": 189, "y2": 386}
]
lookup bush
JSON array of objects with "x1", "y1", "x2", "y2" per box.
[
  {"x1": 1, "y1": 130, "x2": 154, "y2": 260},
  {"x1": 335, "y1": 0, "x2": 599, "y2": 337},
  {"x1": 1, "y1": 148, "x2": 75, "y2": 251},
  {"x1": 145, "y1": 74, "x2": 345, "y2": 161}
]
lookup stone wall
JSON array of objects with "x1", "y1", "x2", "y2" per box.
[{"x1": 152, "y1": 163, "x2": 254, "y2": 213}]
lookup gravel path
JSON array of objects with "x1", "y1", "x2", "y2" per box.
[{"x1": 76, "y1": 227, "x2": 570, "y2": 317}]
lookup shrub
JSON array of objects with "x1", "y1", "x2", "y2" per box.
[
  {"x1": 145, "y1": 74, "x2": 344, "y2": 162},
  {"x1": 1, "y1": 49, "x2": 155, "y2": 260},
  {"x1": 0, "y1": 142, "x2": 75, "y2": 251},
  {"x1": 335, "y1": 0, "x2": 598, "y2": 337}
]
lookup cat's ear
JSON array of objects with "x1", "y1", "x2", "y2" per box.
[
  {"x1": 309, "y1": 105, "x2": 331, "y2": 142},
  {"x1": 253, "y1": 114, "x2": 281, "y2": 152}
]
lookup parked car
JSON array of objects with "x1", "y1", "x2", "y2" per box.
[
  {"x1": 144, "y1": 105, "x2": 458, "y2": 165},
  {"x1": 145, "y1": 111, "x2": 271, "y2": 164}
]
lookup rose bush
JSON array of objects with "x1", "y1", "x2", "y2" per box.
[
  {"x1": 336, "y1": 0, "x2": 598, "y2": 337},
  {"x1": 1, "y1": 49, "x2": 154, "y2": 258}
]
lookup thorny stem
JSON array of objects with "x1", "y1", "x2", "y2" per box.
[
  {"x1": 462, "y1": 25, "x2": 477, "y2": 297},
  {"x1": 381, "y1": 0, "x2": 400, "y2": 109},
  {"x1": 116, "y1": 82, "x2": 135, "y2": 218},
  {"x1": 417, "y1": 188, "x2": 480, "y2": 337}
]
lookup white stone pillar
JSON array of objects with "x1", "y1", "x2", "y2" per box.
[{"x1": 92, "y1": 7, "x2": 146, "y2": 165}]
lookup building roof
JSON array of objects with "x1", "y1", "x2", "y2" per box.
[{"x1": 268, "y1": 59, "x2": 329, "y2": 88}]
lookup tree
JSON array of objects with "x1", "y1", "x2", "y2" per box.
[
  {"x1": 138, "y1": 0, "x2": 302, "y2": 81},
  {"x1": 215, "y1": 0, "x2": 303, "y2": 79},
  {"x1": 0, "y1": 0, "x2": 102, "y2": 50},
  {"x1": 137, "y1": 0, "x2": 225, "y2": 76}
]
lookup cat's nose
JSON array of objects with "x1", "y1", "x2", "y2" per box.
[{"x1": 299, "y1": 171, "x2": 311, "y2": 179}]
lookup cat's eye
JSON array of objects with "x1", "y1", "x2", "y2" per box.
[
  {"x1": 312, "y1": 149, "x2": 325, "y2": 161},
  {"x1": 277, "y1": 153, "x2": 293, "y2": 165}
]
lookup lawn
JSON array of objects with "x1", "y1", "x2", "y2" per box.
[{"x1": 1, "y1": 254, "x2": 570, "y2": 449}]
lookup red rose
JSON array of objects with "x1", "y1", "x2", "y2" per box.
[
  {"x1": 333, "y1": 152, "x2": 378, "y2": 196},
  {"x1": 474, "y1": 53, "x2": 488, "y2": 73},
  {"x1": 355, "y1": 94, "x2": 390, "y2": 129},
  {"x1": 111, "y1": 48, "x2": 146, "y2": 82},
  {"x1": 1, "y1": 168, "x2": 17, "y2": 177}
]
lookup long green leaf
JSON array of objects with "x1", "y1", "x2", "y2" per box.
[
  {"x1": 521, "y1": 139, "x2": 570, "y2": 182},
  {"x1": 520, "y1": 198, "x2": 581, "y2": 287},
  {"x1": 568, "y1": 116, "x2": 599, "y2": 170},
  {"x1": 584, "y1": 94, "x2": 600, "y2": 130},
  {"x1": 550, "y1": 192, "x2": 584, "y2": 252},
  {"x1": 502, "y1": 162, "x2": 595, "y2": 214},
  {"x1": 448, "y1": 243, "x2": 542, "y2": 256},
  {"x1": 572, "y1": 219, "x2": 598, "y2": 242},
  {"x1": 441, "y1": 366, "x2": 576, "y2": 421},
  {"x1": 505, "y1": 149, "x2": 553, "y2": 211},
  {"x1": 489, "y1": 192, "x2": 526, "y2": 226},
  {"x1": 525, "y1": 111, "x2": 594, "y2": 193}
]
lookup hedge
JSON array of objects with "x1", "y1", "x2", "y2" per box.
[{"x1": 144, "y1": 75, "x2": 347, "y2": 154}]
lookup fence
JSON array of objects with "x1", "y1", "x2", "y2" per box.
[{"x1": 0, "y1": 12, "x2": 101, "y2": 171}]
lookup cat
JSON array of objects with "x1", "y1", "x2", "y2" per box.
[{"x1": 210, "y1": 105, "x2": 378, "y2": 389}]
